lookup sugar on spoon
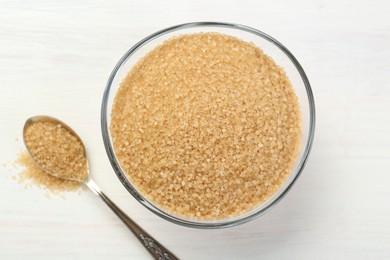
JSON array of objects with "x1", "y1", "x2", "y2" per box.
[{"x1": 23, "y1": 115, "x2": 178, "y2": 260}]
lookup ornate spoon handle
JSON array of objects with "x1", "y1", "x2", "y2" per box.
[{"x1": 85, "y1": 178, "x2": 179, "y2": 260}]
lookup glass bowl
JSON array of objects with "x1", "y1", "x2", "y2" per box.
[{"x1": 101, "y1": 22, "x2": 315, "y2": 229}]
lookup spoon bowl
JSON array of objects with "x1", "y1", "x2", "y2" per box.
[{"x1": 23, "y1": 115, "x2": 89, "y2": 183}]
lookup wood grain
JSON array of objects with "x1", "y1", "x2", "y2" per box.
[{"x1": 1, "y1": 0, "x2": 389, "y2": 259}]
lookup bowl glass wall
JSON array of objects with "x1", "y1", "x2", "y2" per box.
[{"x1": 101, "y1": 22, "x2": 315, "y2": 228}]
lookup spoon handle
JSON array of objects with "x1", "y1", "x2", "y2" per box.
[{"x1": 84, "y1": 178, "x2": 179, "y2": 260}]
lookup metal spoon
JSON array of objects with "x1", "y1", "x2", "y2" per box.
[{"x1": 23, "y1": 115, "x2": 178, "y2": 260}]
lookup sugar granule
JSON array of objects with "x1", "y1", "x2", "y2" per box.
[
  {"x1": 110, "y1": 32, "x2": 302, "y2": 219},
  {"x1": 24, "y1": 121, "x2": 87, "y2": 182},
  {"x1": 15, "y1": 151, "x2": 81, "y2": 193}
]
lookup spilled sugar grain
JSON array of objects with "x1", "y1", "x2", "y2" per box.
[
  {"x1": 14, "y1": 151, "x2": 81, "y2": 196},
  {"x1": 10, "y1": 120, "x2": 88, "y2": 196}
]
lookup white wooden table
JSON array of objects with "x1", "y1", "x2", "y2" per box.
[{"x1": 1, "y1": 0, "x2": 389, "y2": 259}]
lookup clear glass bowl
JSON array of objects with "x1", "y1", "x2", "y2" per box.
[{"x1": 101, "y1": 22, "x2": 315, "y2": 229}]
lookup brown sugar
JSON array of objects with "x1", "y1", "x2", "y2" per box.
[
  {"x1": 15, "y1": 151, "x2": 80, "y2": 193},
  {"x1": 23, "y1": 121, "x2": 88, "y2": 182},
  {"x1": 110, "y1": 33, "x2": 301, "y2": 219}
]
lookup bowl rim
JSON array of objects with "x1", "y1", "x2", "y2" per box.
[{"x1": 101, "y1": 21, "x2": 316, "y2": 229}]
